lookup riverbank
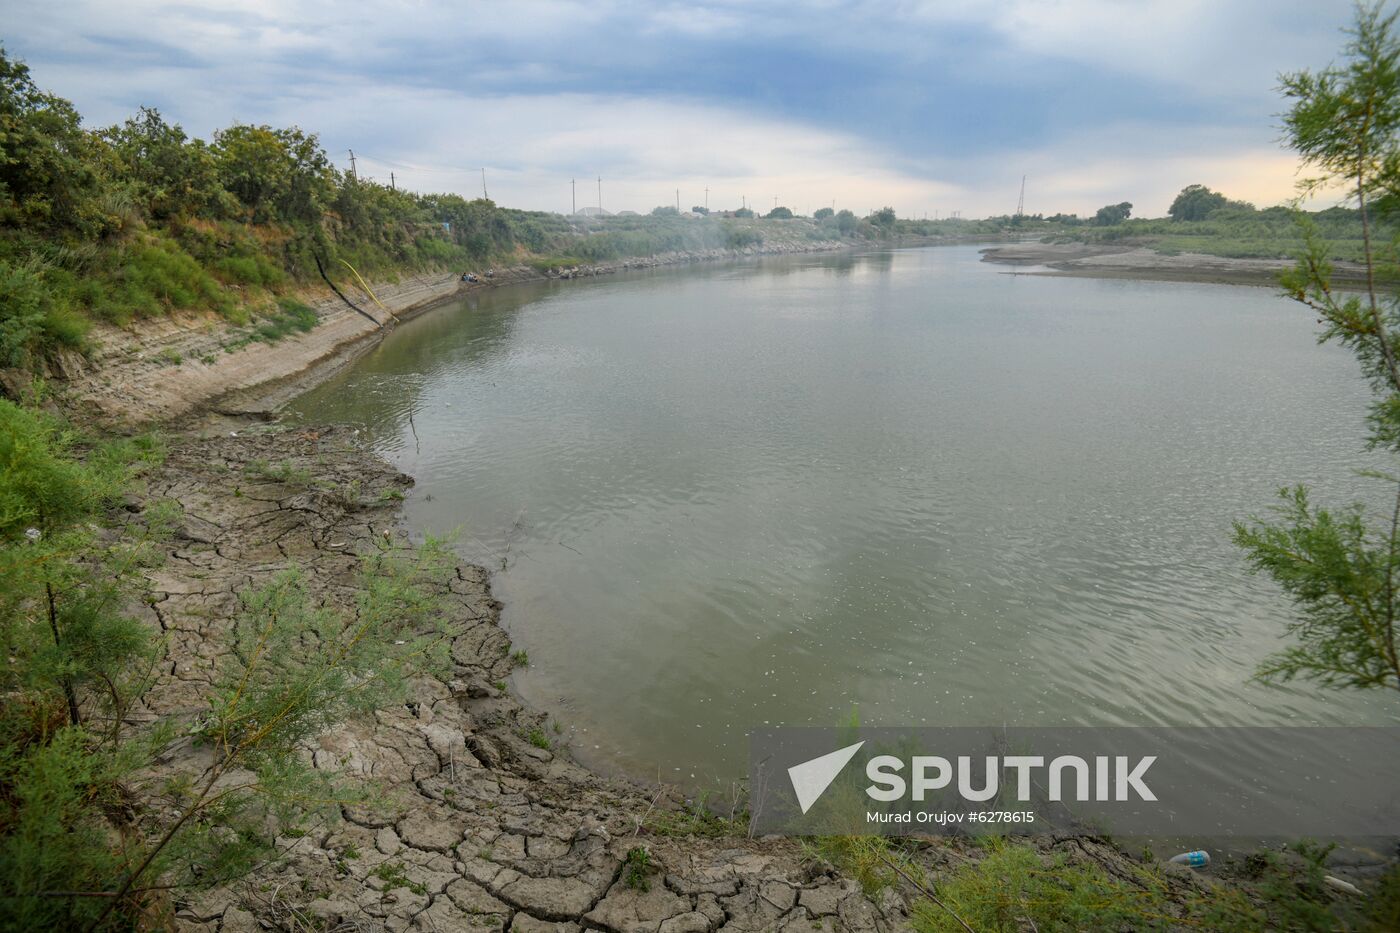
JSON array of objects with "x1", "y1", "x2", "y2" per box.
[
  {"x1": 39, "y1": 238, "x2": 860, "y2": 427},
  {"x1": 145, "y1": 424, "x2": 915, "y2": 931},
  {"x1": 978, "y1": 241, "x2": 1369, "y2": 287}
]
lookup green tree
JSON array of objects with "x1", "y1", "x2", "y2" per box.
[
  {"x1": 0, "y1": 49, "x2": 109, "y2": 235},
  {"x1": 835, "y1": 209, "x2": 858, "y2": 234},
  {"x1": 1234, "y1": 2, "x2": 1400, "y2": 693},
  {"x1": 100, "y1": 107, "x2": 231, "y2": 220},
  {"x1": 212, "y1": 124, "x2": 334, "y2": 224},
  {"x1": 814, "y1": 207, "x2": 834, "y2": 220},
  {"x1": 870, "y1": 206, "x2": 896, "y2": 228},
  {"x1": 765, "y1": 206, "x2": 793, "y2": 219},
  {"x1": 1168, "y1": 183, "x2": 1229, "y2": 221},
  {"x1": 1093, "y1": 201, "x2": 1132, "y2": 225}
]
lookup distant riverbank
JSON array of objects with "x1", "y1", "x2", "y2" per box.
[{"x1": 979, "y1": 240, "x2": 1369, "y2": 287}]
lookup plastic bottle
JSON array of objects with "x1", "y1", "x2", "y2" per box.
[{"x1": 1169, "y1": 850, "x2": 1210, "y2": 868}]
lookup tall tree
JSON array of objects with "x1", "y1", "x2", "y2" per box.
[
  {"x1": 1235, "y1": 2, "x2": 1400, "y2": 693},
  {"x1": 1168, "y1": 184, "x2": 1229, "y2": 221},
  {"x1": 0, "y1": 49, "x2": 107, "y2": 235},
  {"x1": 1093, "y1": 201, "x2": 1132, "y2": 225}
]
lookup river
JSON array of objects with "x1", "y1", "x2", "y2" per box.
[{"x1": 291, "y1": 244, "x2": 1398, "y2": 787}]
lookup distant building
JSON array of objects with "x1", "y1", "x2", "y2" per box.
[{"x1": 575, "y1": 206, "x2": 612, "y2": 217}]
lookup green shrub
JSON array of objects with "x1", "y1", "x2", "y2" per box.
[
  {"x1": 0, "y1": 401, "x2": 460, "y2": 928},
  {"x1": 0, "y1": 257, "x2": 88, "y2": 366}
]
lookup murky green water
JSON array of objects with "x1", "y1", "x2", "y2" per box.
[{"x1": 291, "y1": 245, "x2": 1398, "y2": 785}]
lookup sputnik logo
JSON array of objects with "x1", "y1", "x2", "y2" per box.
[{"x1": 787, "y1": 741, "x2": 865, "y2": 814}]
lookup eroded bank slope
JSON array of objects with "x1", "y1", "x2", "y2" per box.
[{"x1": 48, "y1": 240, "x2": 852, "y2": 427}]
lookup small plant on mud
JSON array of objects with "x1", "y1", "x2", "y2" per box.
[
  {"x1": 624, "y1": 845, "x2": 652, "y2": 891},
  {"x1": 372, "y1": 861, "x2": 426, "y2": 896},
  {"x1": 523, "y1": 726, "x2": 551, "y2": 750},
  {"x1": 244, "y1": 458, "x2": 311, "y2": 485},
  {"x1": 645, "y1": 791, "x2": 747, "y2": 839},
  {"x1": 510, "y1": 648, "x2": 529, "y2": 668}
]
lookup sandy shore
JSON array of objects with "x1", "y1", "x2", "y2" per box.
[{"x1": 979, "y1": 241, "x2": 1368, "y2": 287}]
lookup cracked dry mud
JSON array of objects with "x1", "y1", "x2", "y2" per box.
[{"x1": 138, "y1": 425, "x2": 923, "y2": 933}]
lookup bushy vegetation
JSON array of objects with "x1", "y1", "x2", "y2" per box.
[
  {"x1": 1049, "y1": 202, "x2": 1380, "y2": 261},
  {"x1": 807, "y1": 834, "x2": 1392, "y2": 933},
  {"x1": 0, "y1": 50, "x2": 591, "y2": 368},
  {"x1": 0, "y1": 397, "x2": 459, "y2": 929}
]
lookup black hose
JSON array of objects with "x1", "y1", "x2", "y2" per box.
[{"x1": 314, "y1": 254, "x2": 383, "y2": 328}]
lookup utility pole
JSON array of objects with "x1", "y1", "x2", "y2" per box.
[
  {"x1": 481, "y1": 168, "x2": 488, "y2": 200},
  {"x1": 1016, "y1": 175, "x2": 1026, "y2": 217},
  {"x1": 773, "y1": 196, "x2": 779, "y2": 211},
  {"x1": 390, "y1": 171, "x2": 396, "y2": 191},
  {"x1": 676, "y1": 188, "x2": 680, "y2": 212},
  {"x1": 571, "y1": 178, "x2": 576, "y2": 216},
  {"x1": 597, "y1": 176, "x2": 602, "y2": 212},
  {"x1": 348, "y1": 149, "x2": 357, "y2": 180},
  {"x1": 704, "y1": 187, "x2": 709, "y2": 211}
]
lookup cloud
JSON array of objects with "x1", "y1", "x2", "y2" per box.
[{"x1": 0, "y1": 0, "x2": 1357, "y2": 217}]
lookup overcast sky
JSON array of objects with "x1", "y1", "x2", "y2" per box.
[{"x1": 0, "y1": 0, "x2": 1360, "y2": 218}]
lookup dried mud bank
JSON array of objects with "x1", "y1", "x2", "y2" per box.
[
  {"x1": 978, "y1": 241, "x2": 1368, "y2": 287},
  {"x1": 145, "y1": 425, "x2": 924, "y2": 932}
]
